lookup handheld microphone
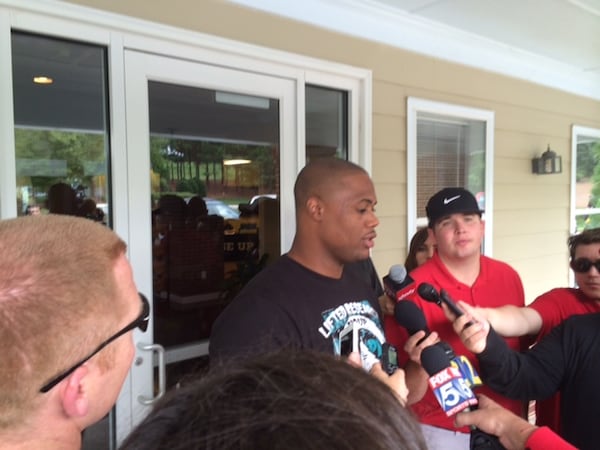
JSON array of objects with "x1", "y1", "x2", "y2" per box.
[
  {"x1": 422, "y1": 343, "x2": 503, "y2": 450},
  {"x1": 383, "y1": 265, "x2": 416, "y2": 302},
  {"x1": 394, "y1": 300, "x2": 429, "y2": 337},
  {"x1": 421, "y1": 344, "x2": 478, "y2": 416},
  {"x1": 394, "y1": 300, "x2": 455, "y2": 357},
  {"x1": 418, "y1": 283, "x2": 464, "y2": 317},
  {"x1": 418, "y1": 283, "x2": 474, "y2": 328}
]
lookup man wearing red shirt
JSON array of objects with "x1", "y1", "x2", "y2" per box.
[
  {"x1": 385, "y1": 187, "x2": 525, "y2": 450},
  {"x1": 474, "y1": 227, "x2": 600, "y2": 434}
]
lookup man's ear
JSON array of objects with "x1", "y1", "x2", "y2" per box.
[
  {"x1": 60, "y1": 365, "x2": 90, "y2": 419},
  {"x1": 427, "y1": 227, "x2": 437, "y2": 245},
  {"x1": 306, "y1": 196, "x2": 323, "y2": 221}
]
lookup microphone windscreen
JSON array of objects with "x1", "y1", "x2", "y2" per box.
[
  {"x1": 421, "y1": 343, "x2": 451, "y2": 376},
  {"x1": 394, "y1": 301, "x2": 428, "y2": 335},
  {"x1": 418, "y1": 282, "x2": 441, "y2": 304},
  {"x1": 389, "y1": 264, "x2": 407, "y2": 283}
]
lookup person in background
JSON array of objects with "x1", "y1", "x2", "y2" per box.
[
  {"x1": 0, "y1": 215, "x2": 147, "y2": 450},
  {"x1": 25, "y1": 204, "x2": 41, "y2": 215},
  {"x1": 385, "y1": 187, "x2": 525, "y2": 450},
  {"x1": 448, "y1": 302, "x2": 600, "y2": 450},
  {"x1": 119, "y1": 349, "x2": 426, "y2": 450},
  {"x1": 210, "y1": 158, "x2": 405, "y2": 395},
  {"x1": 406, "y1": 227, "x2": 436, "y2": 272},
  {"x1": 380, "y1": 227, "x2": 436, "y2": 316},
  {"x1": 467, "y1": 227, "x2": 600, "y2": 433}
]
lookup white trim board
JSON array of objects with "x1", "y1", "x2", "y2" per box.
[{"x1": 230, "y1": 0, "x2": 600, "y2": 101}]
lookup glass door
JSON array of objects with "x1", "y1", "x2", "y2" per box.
[{"x1": 120, "y1": 50, "x2": 296, "y2": 443}]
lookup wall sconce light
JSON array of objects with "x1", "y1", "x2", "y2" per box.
[{"x1": 532, "y1": 145, "x2": 562, "y2": 174}]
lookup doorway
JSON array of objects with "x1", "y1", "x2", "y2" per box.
[{"x1": 118, "y1": 49, "x2": 297, "y2": 444}]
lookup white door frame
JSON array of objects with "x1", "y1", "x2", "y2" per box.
[{"x1": 120, "y1": 49, "x2": 297, "y2": 443}]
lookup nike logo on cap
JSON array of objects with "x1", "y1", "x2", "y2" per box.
[{"x1": 443, "y1": 195, "x2": 461, "y2": 205}]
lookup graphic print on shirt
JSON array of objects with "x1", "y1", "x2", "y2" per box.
[{"x1": 318, "y1": 300, "x2": 385, "y2": 371}]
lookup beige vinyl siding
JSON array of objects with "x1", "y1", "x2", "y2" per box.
[{"x1": 65, "y1": 0, "x2": 600, "y2": 303}]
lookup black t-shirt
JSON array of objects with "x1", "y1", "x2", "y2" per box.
[{"x1": 209, "y1": 255, "x2": 384, "y2": 368}]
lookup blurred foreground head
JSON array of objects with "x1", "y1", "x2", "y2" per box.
[
  {"x1": 121, "y1": 349, "x2": 426, "y2": 450},
  {"x1": 0, "y1": 215, "x2": 139, "y2": 449}
]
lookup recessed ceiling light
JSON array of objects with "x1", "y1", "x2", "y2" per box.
[
  {"x1": 223, "y1": 159, "x2": 252, "y2": 166},
  {"x1": 33, "y1": 76, "x2": 53, "y2": 84}
]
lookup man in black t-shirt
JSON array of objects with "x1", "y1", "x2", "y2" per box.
[{"x1": 210, "y1": 159, "x2": 389, "y2": 373}]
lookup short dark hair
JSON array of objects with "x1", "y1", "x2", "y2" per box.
[
  {"x1": 568, "y1": 228, "x2": 600, "y2": 259},
  {"x1": 120, "y1": 350, "x2": 426, "y2": 450}
]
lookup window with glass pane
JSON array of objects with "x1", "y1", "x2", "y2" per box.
[
  {"x1": 305, "y1": 85, "x2": 348, "y2": 161},
  {"x1": 572, "y1": 127, "x2": 600, "y2": 232},
  {"x1": 11, "y1": 32, "x2": 110, "y2": 224},
  {"x1": 416, "y1": 112, "x2": 486, "y2": 222},
  {"x1": 148, "y1": 81, "x2": 280, "y2": 349}
]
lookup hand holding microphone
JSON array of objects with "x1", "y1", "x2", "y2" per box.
[
  {"x1": 421, "y1": 344, "x2": 505, "y2": 450},
  {"x1": 421, "y1": 344, "x2": 478, "y2": 417}
]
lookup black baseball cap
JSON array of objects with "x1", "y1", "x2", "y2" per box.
[{"x1": 425, "y1": 187, "x2": 484, "y2": 227}]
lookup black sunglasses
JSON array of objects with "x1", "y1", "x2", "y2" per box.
[
  {"x1": 570, "y1": 258, "x2": 600, "y2": 274},
  {"x1": 40, "y1": 293, "x2": 150, "y2": 393}
]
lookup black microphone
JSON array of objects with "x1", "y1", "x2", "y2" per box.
[
  {"x1": 394, "y1": 300, "x2": 454, "y2": 357},
  {"x1": 421, "y1": 343, "x2": 504, "y2": 450},
  {"x1": 383, "y1": 264, "x2": 416, "y2": 302},
  {"x1": 394, "y1": 300, "x2": 429, "y2": 336},
  {"x1": 394, "y1": 300, "x2": 431, "y2": 347},
  {"x1": 418, "y1": 283, "x2": 474, "y2": 328},
  {"x1": 418, "y1": 283, "x2": 463, "y2": 317}
]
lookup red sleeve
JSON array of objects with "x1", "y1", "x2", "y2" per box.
[{"x1": 525, "y1": 427, "x2": 577, "y2": 450}]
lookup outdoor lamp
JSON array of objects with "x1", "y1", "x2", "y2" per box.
[{"x1": 532, "y1": 145, "x2": 562, "y2": 174}]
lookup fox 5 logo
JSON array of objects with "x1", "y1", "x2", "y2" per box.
[{"x1": 433, "y1": 377, "x2": 476, "y2": 414}]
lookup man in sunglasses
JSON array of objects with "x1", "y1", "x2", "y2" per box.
[
  {"x1": 448, "y1": 297, "x2": 600, "y2": 450},
  {"x1": 0, "y1": 215, "x2": 148, "y2": 449},
  {"x1": 467, "y1": 227, "x2": 600, "y2": 435}
]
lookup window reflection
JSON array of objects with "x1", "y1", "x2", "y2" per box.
[
  {"x1": 306, "y1": 85, "x2": 348, "y2": 161},
  {"x1": 11, "y1": 32, "x2": 110, "y2": 224},
  {"x1": 148, "y1": 82, "x2": 280, "y2": 347},
  {"x1": 11, "y1": 31, "x2": 111, "y2": 450}
]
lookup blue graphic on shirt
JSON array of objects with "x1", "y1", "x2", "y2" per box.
[{"x1": 318, "y1": 300, "x2": 385, "y2": 371}]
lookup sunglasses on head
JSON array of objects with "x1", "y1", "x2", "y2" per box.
[
  {"x1": 570, "y1": 258, "x2": 600, "y2": 274},
  {"x1": 39, "y1": 293, "x2": 150, "y2": 393}
]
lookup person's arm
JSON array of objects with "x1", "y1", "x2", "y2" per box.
[
  {"x1": 476, "y1": 305, "x2": 543, "y2": 337},
  {"x1": 449, "y1": 302, "x2": 564, "y2": 402},
  {"x1": 379, "y1": 294, "x2": 395, "y2": 316},
  {"x1": 455, "y1": 395, "x2": 576, "y2": 450},
  {"x1": 525, "y1": 426, "x2": 577, "y2": 450},
  {"x1": 447, "y1": 302, "x2": 491, "y2": 354}
]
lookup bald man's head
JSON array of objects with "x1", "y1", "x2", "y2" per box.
[{"x1": 294, "y1": 159, "x2": 368, "y2": 210}]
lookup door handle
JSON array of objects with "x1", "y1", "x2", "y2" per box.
[{"x1": 137, "y1": 342, "x2": 166, "y2": 405}]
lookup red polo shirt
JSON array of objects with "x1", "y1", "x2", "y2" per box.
[{"x1": 385, "y1": 252, "x2": 525, "y2": 432}]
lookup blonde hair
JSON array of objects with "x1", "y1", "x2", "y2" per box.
[{"x1": 0, "y1": 215, "x2": 127, "y2": 427}]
